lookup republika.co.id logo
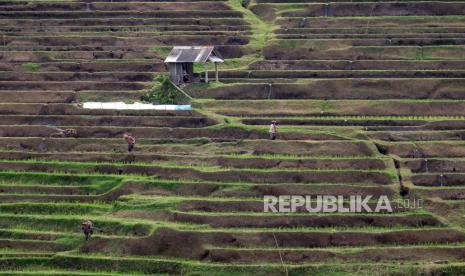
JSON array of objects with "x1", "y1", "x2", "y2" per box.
[{"x1": 263, "y1": 195, "x2": 423, "y2": 213}]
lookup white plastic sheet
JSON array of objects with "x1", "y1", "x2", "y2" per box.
[{"x1": 82, "y1": 102, "x2": 191, "y2": 110}]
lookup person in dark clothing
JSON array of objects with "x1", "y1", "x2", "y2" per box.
[
  {"x1": 123, "y1": 133, "x2": 135, "y2": 152},
  {"x1": 81, "y1": 220, "x2": 94, "y2": 241}
]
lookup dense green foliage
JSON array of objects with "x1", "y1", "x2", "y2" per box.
[{"x1": 142, "y1": 75, "x2": 186, "y2": 105}]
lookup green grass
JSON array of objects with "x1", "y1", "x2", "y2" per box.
[{"x1": 21, "y1": 62, "x2": 41, "y2": 72}]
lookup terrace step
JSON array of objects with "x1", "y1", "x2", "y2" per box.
[
  {"x1": 404, "y1": 159, "x2": 465, "y2": 174},
  {"x1": 417, "y1": 188, "x2": 465, "y2": 200},
  {"x1": 249, "y1": 60, "x2": 465, "y2": 71},
  {"x1": 200, "y1": 99, "x2": 465, "y2": 117},
  {"x1": 0, "y1": 61, "x2": 165, "y2": 72},
  {"x1": 3, "y1": 34, "x2": 249, "y2": 47},
  {"x1": 0, "y1": 2, "x2": 231, "y2": 12},
  {"x1": 0, "y1": 183, "x2": 396, "y2": 202},
  {"x1": 0, "y1": 104, "x2": 198, "y2": 115},
  {"x1": 0, "y1": 161, "x2": 393, "y2": 185},
  {"x1": 0, "y1": 10, "x2": 244, "y2": 19},
  {"x1": 278, "y1": 16, "x2": 465, "y2": 28},
  {"x1": 191, "y1": 79, "x2": 465, "y2": 100},
  {"x1": 276, "y1": 27, "x2": 465, "y2": 35},
  {"x1": 243, "y1": 118, "x2": 431, "y2": 127},
  {"x1": 368, "y1": 130, "x2": 465, "y2": 142},
  {"x1": 0, "y1": 24, "x2": 250, "y2": 33},
  {"x1": 380, "y1": 142, "x2": 465, "y2": 158},
  {"x1": 0, "y1": 214, "x2": 151, "y2": 236},
  {"x1": 0, "y1": 71, "x2": 154, "y2": 82},
  {"x1": 0, "y1": 81, "x2": 148, "y2": 91},
  {"x1": 0, "y1": 202, "x2": 111, "y2": 215},
  {"x1": 208, "y1": 246, "x2": 465, "y2": 263},
  {"x1": 0, "y1": 91, "x2": 76, "y2": 103},
  {"x1": 0, "y1": 115, "x2": 215, "y2": 128},
  {"x1": 244, "y1": 118, "x2": 465, "y2": 131},
  {"x1": 0, "y1": 239, "x2": 68, "y2": 253},
  {"x1": 263, "y1": 44, "x2": 465, "y2": 60},
  {"x1": 0, "y1": 139, "x2": 370, "y2": 156},
  {"x1": 276, "y1": 33, "x2": 465, "y2": 39},
  {"x1": 176, "y1": 199, "x2": 406, "y2": 213},
  {"x1": 0, "y1": 125, "x2": 337, "y2": 140},
  {"x1": 80, "y1": 228, "x2": 465, "y2": 259},
  {"x1": 412, "y1": 173, "x2": 465, "y2": 187},
  {"x1": 216, "y1": 70, "x2": 465, "y2": 79},
  {"x1": 0, "y1": 151, "x2": 388, "y2": 170},
  {"x1": 6, "y1": 31, "x2": 252, "y2": 38},
  {"x1": 0, "y1": 184, "x2": 92, "y2": 195},
  {"x1": 0, "y1": 18, "x2": 248, "y2": 27},
  {"x1": 171, "y1": 212, "x2": 440, "y2": 228},
  {"x1": 201, "y1": 228, "x2": 465, "y2": 247},
  {"x1": 279, "y1": 3, "x2": 465, "y2": 17},
  {"x1": 0, "y1": 50, "x2": 159, "y2": 62}
]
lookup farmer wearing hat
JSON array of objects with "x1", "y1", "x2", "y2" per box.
[
  {"x1": 269, "y1": 120, "x2": 277, "y2": 140},
  {"x1": 81, "y1": 220, "x2": 94, "y2": 241},
  {"x1": 123, "y1": 133, "x2": 136, "y2": 152}
]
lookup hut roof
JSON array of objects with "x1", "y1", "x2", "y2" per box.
[{"x1": 164, "y1": 46, "x2": 223, "y2": 63}]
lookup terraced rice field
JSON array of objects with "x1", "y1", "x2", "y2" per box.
[{"x1": 1, "y1": 0, "x2": 465, "y2": 275}]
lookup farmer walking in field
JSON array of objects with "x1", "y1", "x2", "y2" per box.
[
  {"x1": 123, "y1": 133, "x2": 136, "y2": 152},
  {"x1": 81, "y1": 220, "x2": 94, "y2": 241},
  {"x1": 269, "y1": 120, "x2": 277, "y2": 140}
]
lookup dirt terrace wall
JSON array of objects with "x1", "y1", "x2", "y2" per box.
[
  {"x1": 264, "y1": 45, "x2": 419, "y2": 60},
  {"x1": 369, "y1": 131, "x2": 465, "y2": 142},
  {"x1": 0, "y1": 81, "x2": 147, "y2": 91},
  {"x1": 0, "y1": 24, "x2": 250, "y2": 33},
  {"x1": 206, "y1": 100, "x2": 465, "y2": 117},
  {"x1": 380, "y1": 143, "x2": 465, "y2": 158},
  {"x1": 0, "y1": 50, "x2": 159, "y2": 62},
  {"x1": 276, "y1": 27, "x2": 465, "y2": 35},
  {"x1": 209, "y1": 247, "x2": 465, "y2": 263},
  {"x1": 249, "y1": 60, "x2": 465, "y2": 71},
  {"x1": 0, "y1": 11, "x2": 243, "y2": 19},
  {"x1": 280, "y1": 2, "x2": 465, "y2": 17},
  {"x1": 0, "y1": 139, "x2": 355, "y2": 156},
  {"x1": 0, "y1": 18, "x2": 248, "y2": 27},
  {"x1": 0, "y1": 91, "x2": 75, "y2": 103},
  {"x1": 0, "y1": 152, "x2": 388, "y2": 171},
  {"x1": 4, "y1": 62, "x2": 166, "y2": 73},
  {"x1": 0, "y1": 240, "x2": 68, "y2": 252},
  {"x1": 172, "y1": 213, "x2": 436, "y2": 228},
  {"x1": 276, "y1": 33, "x2": 465, "y2": 40},
  {"x1": 81, "y1": 228, "x2": 464, "y2": 260},
  {"x1": 177, "y1": 199, "x2": 405, "y2": 213},
  {"x1": 0, "y1": 125, "x2": 339, "y2": 140},
  {"x1": 243, "y1": 118, "x2": 428, "y2": 127},
  {"x1": 411, "y1": 174, "x2": 465, "y2": 187},
  {"x1": 404, "y1": 159, "x2": 465, "y2": 174},
  {"x1": 278, "y1": 17, "x2": 465, "y2": 28},
  {"x1": 0, "y1": 185, "x2": 85, "y2": 195},
  {"x1": 0, "y1": 104, "x2": 197, "y2": 116},
  {"x1": 5, "y1": 35, "x2": 249, "y2": 47},
  {"x1": 0, "y1": 2, "x2": 230, "y2": 12},
  {"x1": 191, "y1": 79, "x2": 465, "y2": 100},
  {"x1": 0, "y1": 115, "x2": 214, "y2": 128},
  {"x1": 366, "y1": 121, "x2": 465, "y2": 132},
  {"x1": 196, "y1": 79, "x2": 465, "y2": 99},
  {"x1": 0, "y1": 162, "x2": 393, "y2": 185},
  {"x1": 417, "y1": 188, "x2": 465, "y2": 200},
  {"x1": 219, "y1": 70, "x2": 465, "y2": 79},
  {"x1": 0, "y1": 72, "x2": 153, "y2": 82}
]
